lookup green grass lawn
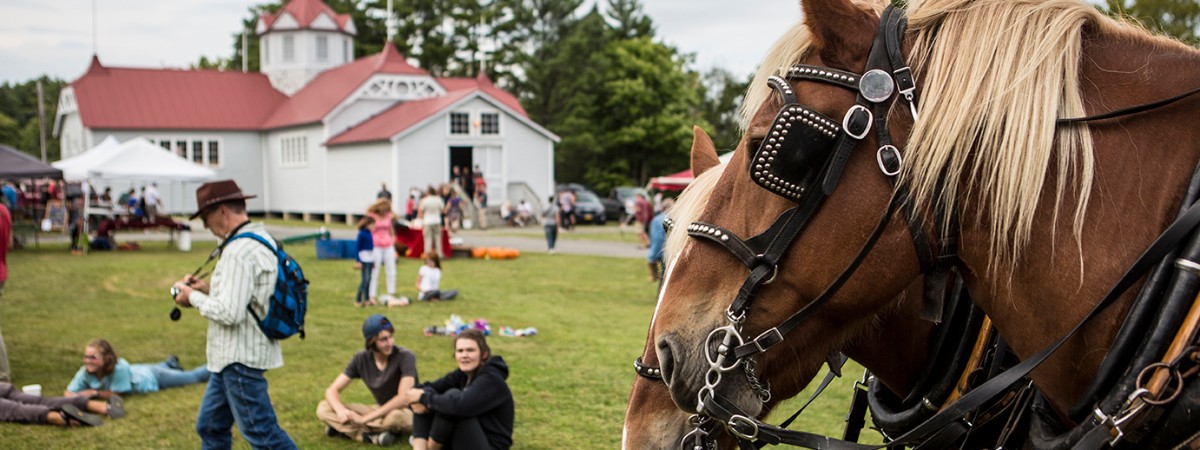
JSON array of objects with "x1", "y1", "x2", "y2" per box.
[{"x1": 0, "y1": 239, "x2": 878, "y2": 448}]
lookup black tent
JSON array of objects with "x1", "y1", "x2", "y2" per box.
[{"x1": 0, "y1": 143, "x2": 62, "y2": 179}]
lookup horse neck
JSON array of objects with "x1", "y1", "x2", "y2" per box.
[
  {"x1": 842, "y1": 281, "x2": 938, "y2": 398},
  {"x1": 955, "y1": 31, "x2": 1200, "y2": 417}
]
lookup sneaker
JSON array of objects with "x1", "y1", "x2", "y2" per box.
[
  {"x1": 106, "y1": 395, "x2": 125, "y2": 419},
  {"x1": 59, "y1": 404, "x2": 103, "y2": 427},
  {"x1": 364, "y1": 431, "x2": 396, "y2": 446},
  {"x1": 325, "y1": 424, "x2": 344, "y2": 438},
  {"x1": 165, "y1": 355, "x2": 183, "y2": 371}
]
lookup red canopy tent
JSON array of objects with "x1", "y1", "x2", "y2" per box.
[
  {"x1": 649, "y1": 168, "x2": 694, "y2": 191},
  {"x1": 647, "y1": 152, "x2": 734, "y2": 191}
]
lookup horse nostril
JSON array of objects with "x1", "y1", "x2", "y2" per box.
[{"x1": 656, "y1": 338, "x2": 675, "y2": 385}]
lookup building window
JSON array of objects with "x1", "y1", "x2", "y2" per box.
[
  {"x1": 283, "y1": 36, "x2": 295, "y2": 62},
  {"x1": 316, "y1": 36, "x2": 328, "y2": 61},
  {"x1": 450, "y1": 112, "x2": 470, "y2": 135},
  {"x1": 280, "y1": 135, "x2": 308, "y2": 167},
  {"x1": 175, "y1": 140, "x2": 187, "y2": 158},
  {"x1": 158, "y1": 140, "x2": 170, "y2": 151},
  {"x1": 191, "y1": 140, "x2": 203, "y2": 164},
  {"x1": 208, "y1": 140, "x2": 220, "y2": 167},
  {"x1": 480, "y1": 112, "x2": 500, "y2": 135}
]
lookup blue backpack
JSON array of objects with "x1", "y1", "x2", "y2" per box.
[{"x1": 228, "y1": 233, "x2": 309, "y2": 340}]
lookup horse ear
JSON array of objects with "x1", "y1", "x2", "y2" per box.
[
  {"x1": 801, "y1": 0, "x2": 877, "y2": 70},
  {"x1": 691, "y1": 126, "x2": 720, "y2": 177}
]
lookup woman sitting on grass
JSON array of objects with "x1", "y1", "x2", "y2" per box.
[
  {"x1": 64, "y1": 339, "x2": 209, "y2": 399},
  {"x1": 0, "y1": 382, "x2": 120, "y2": 426},
  {"x1": 404, "y1": 329, "x2": 513, "y2": 450},
  {"x1": 415, "y1": 253, "x2": 457, "y2": 301},
  {"x1": 318, "y1": 315, "x2": 418, "y2": 446}
]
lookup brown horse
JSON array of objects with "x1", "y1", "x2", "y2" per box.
[
  {"x1": 623, "y1": 128, "x2": 943, "y2": 449},
  {"x1": 638, "y1": 0, "x2": 1200, "y2": 447}
]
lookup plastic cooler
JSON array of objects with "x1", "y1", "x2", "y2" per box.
[{"x1": 315, "y1": 239, "x2": 349, "y2": 259}]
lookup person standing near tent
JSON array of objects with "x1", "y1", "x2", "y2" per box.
[
  {"x1": 417, "y1": 187, "x2": 444, "y2": 258},
  {"x1": 171, "y1": 180, "x2": 297, "y2": 450},
  {"x1": 143, "y1": 183, "x2": 161, "y2": 221}
]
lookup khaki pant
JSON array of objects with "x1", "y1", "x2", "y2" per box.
[{"x1": 316, "y1": 399, "x2": 412, "y2": 441}]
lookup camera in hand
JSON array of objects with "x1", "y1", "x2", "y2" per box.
[{"x1": 169, "y1": 286, "x2": 182, "y2": 321}]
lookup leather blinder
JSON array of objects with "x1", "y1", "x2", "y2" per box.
[{"x1": 750, "y1": 104, "x2": 840, "y2": 203}]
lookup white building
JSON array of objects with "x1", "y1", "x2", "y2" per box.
[{"x1": 54, "y1": 0, "x2": 558, "y2": 222}]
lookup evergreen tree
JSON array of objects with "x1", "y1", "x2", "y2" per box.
[
  {"x1": 698, "y1": 68, "x2": 749, "y2": 152},
  {"x1": 1103, "y1": 0, "x2": 1200, "y2": 44},
  {"x1": 0, "y1": 77, "x2": 64, "y2": 160},
  {"x1": 605, "y1": 0, "x2": 654, "y2": 39}
]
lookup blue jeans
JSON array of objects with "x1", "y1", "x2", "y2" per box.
[
  {"x1": 544, "y1": 224, "x2": 558, "y2": 250},
  {"x1": 196, "y1": 363, "x2": 296, "y2": 450},
  {"x1": 146, "y1": 364, "x2": 209, "y2": 390},
  {"x1": 357, "y1": 262, "x2": 374, "y2": 303}
]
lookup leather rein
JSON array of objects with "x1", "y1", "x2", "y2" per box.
[{"x1": 635, "y1": 5, "x2": 1200, "y2": 450}]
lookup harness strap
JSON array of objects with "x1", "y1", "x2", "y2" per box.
[
  {"x1": 1057, "y1": 85, "x2": 1200, "y2": 125},
  {"x1": 731, "y1": 189, "x2": 904, "y2": 359},
  {"x1": 888, "y1": 196, "x2": 1200, "y2": 444}
]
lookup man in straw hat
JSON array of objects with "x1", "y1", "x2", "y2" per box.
[{"x1": 172, "y1": 179, "x2": 297, "y2": 449}]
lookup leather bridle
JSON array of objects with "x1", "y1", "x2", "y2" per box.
[
  {"x1": 634, "y1": 4, "x2": 1200, "y2": 450},
  {"x1": 673, "y1": 6, "x2": 934, "y2": 448}
]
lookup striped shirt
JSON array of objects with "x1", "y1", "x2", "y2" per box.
[{"x1": 188, "y1": 222, "x2": 283, "y2": 372}]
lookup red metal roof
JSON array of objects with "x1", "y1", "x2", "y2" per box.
[
  {"x1": 68, "y1": 47, "x2": 531, "y2": 142},
  {"x1": 325, "y1": 74, "x2": 532, "y2": 146},
  {"x1": 261, "y1": 44, "x2": 427, "y2": 129},
  {"x1": 325, "y1": 90, "x2": 473, "y2": 146},
  {"x1": 259, "y1": 0, "x2": 353, "y2": 34},
  {"x1": 70, "y1": 56, "x2": 288, "y2": 131},
  {"x1": 438, "y1": 73, "x2": 528, "y2": 117}
]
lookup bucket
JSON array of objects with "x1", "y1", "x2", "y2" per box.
[{"x1": 177, "y1": 230, "x2": 192, "y2": 252}]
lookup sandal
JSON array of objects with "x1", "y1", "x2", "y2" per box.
[
  {"x1": 106, "y1": 395, "x2": 125, "y2": 419},
  {"x1": 59, "y1": 404, "x2": 103, "y2": 427}
]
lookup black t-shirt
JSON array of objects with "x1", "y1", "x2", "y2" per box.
[{"x1": 344, "y1": 346, "x2": 418, "y2": 405}]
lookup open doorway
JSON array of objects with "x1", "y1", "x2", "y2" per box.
[{"x1": 450, "y1": 146, "x2": 473, "y2": 182}]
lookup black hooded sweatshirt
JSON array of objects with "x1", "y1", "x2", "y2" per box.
[{"x1": 419, "y1": 355, "x2": 514, "y2": 449}]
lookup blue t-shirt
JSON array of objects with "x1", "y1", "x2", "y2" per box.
[
  {"x1": 67, "y1": 358, "x2": 159, "y2": 394},
  {"x1": 648, "y1": 212, "x2": 667, "y2": 262}
]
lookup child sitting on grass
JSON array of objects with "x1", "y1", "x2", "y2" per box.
[{"x1": 416, "y1": 253, "x2": 457, "y2": 301}]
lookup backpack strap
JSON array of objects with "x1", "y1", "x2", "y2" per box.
[{"x1": 226, "y1": 232, "x2": 281, "y2": 336}]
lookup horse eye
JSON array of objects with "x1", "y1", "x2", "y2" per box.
[{"x1": 747, "y1": 136, "x2": 765, "y2": 150}]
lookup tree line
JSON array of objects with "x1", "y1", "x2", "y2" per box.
[{"x1": 2, "y1": 0, "x2": 1196, "y2": 192}]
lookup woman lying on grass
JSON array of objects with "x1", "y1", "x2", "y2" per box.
[{"x1": 64, "y1": 338, "x2": 209, "y2": 399}]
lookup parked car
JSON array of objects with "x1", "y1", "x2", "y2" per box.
[
  {"x1": 555, "y1": 184, "x2": 607, "y2": 225},
  {"x1": 604, "y1": 186, "x2": 648, "y2": 223}
]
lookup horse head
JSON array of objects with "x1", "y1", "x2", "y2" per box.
[
  {"x1": 647, "y1": 0, "x2": 1200, "y2": 446},
  {"x1": 652, "y1": 0, "x2": 925, "y2": 423},
  {"x1": 625, "y1": 124, "x2": 939, "y2": 449}
]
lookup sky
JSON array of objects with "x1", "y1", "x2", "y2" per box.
[{"x1": 0, "y1": 0, "x2": 800, "y2": 85}]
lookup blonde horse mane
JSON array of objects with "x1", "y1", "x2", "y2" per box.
[
  {"x1": 665, "y1": 163, "x2": 728, "y2": 262},
  {"x1": 740, "y1": 0, "x2": 1180, "y2": 271}
]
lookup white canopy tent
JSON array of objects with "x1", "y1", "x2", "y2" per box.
[
  {"x1": 52, "y1": 137, "x2": 217, "y2": 254},
  {"x1": 53, "y1": 137, "x2": 217, "y2": 214},
  {"x1": 53, "y1": 135, "x2": 123, "y2": 181}
]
